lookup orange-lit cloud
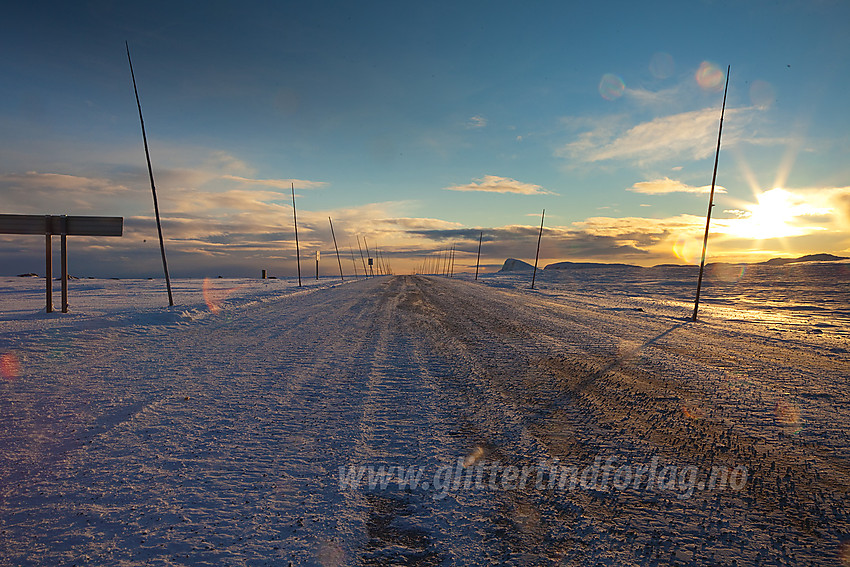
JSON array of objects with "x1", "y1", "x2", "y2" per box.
[
  {"x1": 3, "y1": 143, "x2": 848, "y2": 276},
  {"x1": 628, "y1": 177, "x2": 727, "y2": 195},
  {"x1": 221, "y1": 175, "x2": 327, "y2": 190},
  {"x1": 444, "y1": 175, "x2": 555, "y2": 195}
]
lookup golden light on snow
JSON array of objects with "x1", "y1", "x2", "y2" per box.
[{"x1": 1, "y1": 353, "x2": 21, "y2": 380}]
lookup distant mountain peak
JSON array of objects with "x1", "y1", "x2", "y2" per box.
[
  {"x1": 498, "y1": 258, "x2": 535, "y2": 272},
  {"x1": 545, "y1": 260, "x2": 641, "y2": 270},
  {"x1": 758, "y1": 253, "x2": 849, "y2": 266},
  {"x1": 497, "y1": 253, "x2": 848, "y2": 272}
]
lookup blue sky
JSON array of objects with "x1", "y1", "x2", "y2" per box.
[{"x1": 2, "y1": 0, "x2": 849, "y2": 277}]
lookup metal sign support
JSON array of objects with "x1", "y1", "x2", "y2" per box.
[{"x1": 1, "y1": 214, "x2": 123, "y2": 313}]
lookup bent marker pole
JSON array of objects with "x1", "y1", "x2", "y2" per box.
[
  {"x1": 329, "y1": 217, "x2": 344, "y2": 281},
  {"x1": 692, "y1": 65, "x2": 730, "y2": 321},
  {"x1": 127, "y1": 41, "x2": 173, "y2": 306},
  {"x1": 291, "y1": 183, "x2": 302, "y2": 286},
  {"x1": 475, "y1": 231, "x2": 483, "y2": 280},
  {"x1": 531, "y1": 209, "x2": 545, "y2": 290}
]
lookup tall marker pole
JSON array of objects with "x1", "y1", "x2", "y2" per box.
[
  {"x1": 60, "y1": 216, "x2": 68, "y2": 313},
  {"x1": 291, "y1": 182, "x2": 302, "y2": 286},
  {"x1": 475, "y1": 231, "x2": 483, "y2": 280},
  {"x1": 364, "y1": 237, "x2": 374, "y2": 277},
  {"x1": 348, "y1": 242, "x2": 360, "y2": 280},
  {"x1": 127, "y1": 41, "x2": 173, "y2": 306},
  {"x1": 378, "y1": 248, "x2": 386, "y2": 275},
  {"x1": 329, "y1": 217, "x2": 344, "y2": 281},
  {"x1": 45, "y1": 234, "x2": 53, "y2": 312},
  {"x1": 692, "y1": 66, "x2": 730, "y2": 322},
  {"x1": 357, "y1": 236, "x2": 368, "y2": 276},
  {"x1": 531, "y1": 209, "x2": 545, "y2": 290}
]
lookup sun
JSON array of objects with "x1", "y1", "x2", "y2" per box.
[{"x1": 717, "y1": 188, "x2": 826, "y2": 240}]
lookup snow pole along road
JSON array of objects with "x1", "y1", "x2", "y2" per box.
[{"x1": 1, "y1": 275, "x2": 847, "y2": 565}]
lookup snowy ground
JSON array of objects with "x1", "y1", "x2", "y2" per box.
[{"x1": 0, "y1": 269, "x2": 848, "y2": 566}]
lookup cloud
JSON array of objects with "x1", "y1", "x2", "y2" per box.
[
  {"x1": 0, "y1": 171, "x2": 141, "y2": 214},
  {"x1": 557, "y1": 107, "x2": 752, "y2": 165},
  {"x1": 827, "y1": 187, "x2": 850, "y2": 225},
  {"x1": 163, "y1": 188, "x2": 294, "y2": 215},
  {"x1": 574, "y1": 214, "x2": 704, "y2": 239},
  {"x1": 0, "y1": 172, "x2": 131, "y2": 194},
  {"x1": 4, "y1": 195, "x2": 848, "y2": 277},
  {"x1": 444, "y1": 175, "x2": 555, "y2": 195},
  {"x1": 465, "y1": 115, "x2": 487, "y2": 129},
  {"x1": 221, "y1": 175, "x2": 327, "y2": 190},
  {"x1": 405, "y1": 223, "x2": 653, "y2": 263},
  {"x1": 628, "y1": 177, "x2": 727, "y2": 195},
  {"x1": 625, "y1": 85, "x2": 683, "y2": 107}
]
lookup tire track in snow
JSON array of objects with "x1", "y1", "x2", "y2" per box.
[
  {"x1": 2, "y1": 275, "x2": 848, "y2": 566},
  {"x1": 413, "y1": 275, "x2": 850, "y2": 566}
]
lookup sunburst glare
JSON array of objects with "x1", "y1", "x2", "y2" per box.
[{"x1": 718, "y1": 188, "x2": 830, "y2": 240}]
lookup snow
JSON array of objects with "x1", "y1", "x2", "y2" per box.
[{"x1": 0, "y1": 266, "x2": 848, "y2": 565}]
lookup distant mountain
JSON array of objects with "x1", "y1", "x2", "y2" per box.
[
  {"x1": 545, "y1": 261, "x2": 641, "y2": 270},
  {"x1": 497, "y1": 253, "x2": 848, "y2": 272},
  {"x1": 498, "y1": 258, "x2": 535, "y2": 272},
  {"x1": 757, "y1": 253, "x2": 849, "y2": 266}
]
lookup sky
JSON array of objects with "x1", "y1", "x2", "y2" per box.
[{"x1": 1, "y1": 0, "x2": 849, "y2": 277}]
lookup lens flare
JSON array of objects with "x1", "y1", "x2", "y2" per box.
[
  {"x1": 774, "y1": 399, "x2": 802, "y2": 434},
  {"x1": 749, "y1": 80, "x2": 776, "y2": 109},
  {"x1": 672, "y1": 236, "x2": 701, "y2": 264},
  {"x1": 464, "y1": 445, "x2": 486, "y2": 467},
  {"x1": 708, "y1": 263, "x2": 748, "y2": 283},
  {"x1": 598, "y1": 73, "x2": 625, "y2": 100},
  {"x1": 682, "y1": 404, "x2": 705, "y2": 420},
  {"x1": 1, "y1": 353, "x2": 21, "y2": 380},
  {"x1": 317, "y1": 539, "x2": 346, "y2": 567},
  {"x1": 203, "y1": 278, "x2": 249, "y2": 315},
  {"x1": 695, "y1": 61, "x2": 725, "y2": 90},
  {"x1": 649, "y1": 52, "x2": 674, "y2": 79},
  {"x1": 840, "y1": 540, "x2": 850, "y2": 567}
]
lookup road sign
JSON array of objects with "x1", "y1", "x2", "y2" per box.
[
  {"x1": 0, "y1": 214, "x2": 123, "y2": 236},
  {"x1": 0, "y1": 214, "x2": 124, "y2": 313}
]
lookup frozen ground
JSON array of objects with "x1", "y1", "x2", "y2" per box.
[{"x1": 0, "y1": 268, "x2": 848, "y2": 566}]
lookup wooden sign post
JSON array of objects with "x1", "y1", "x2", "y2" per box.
[{"x1": 0, "y1": 214, "x2": 123, "y2": 313}]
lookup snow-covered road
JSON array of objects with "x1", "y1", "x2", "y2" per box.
[{"x1": 1, "y1": 275, "x2": 847, "y2": 565}]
